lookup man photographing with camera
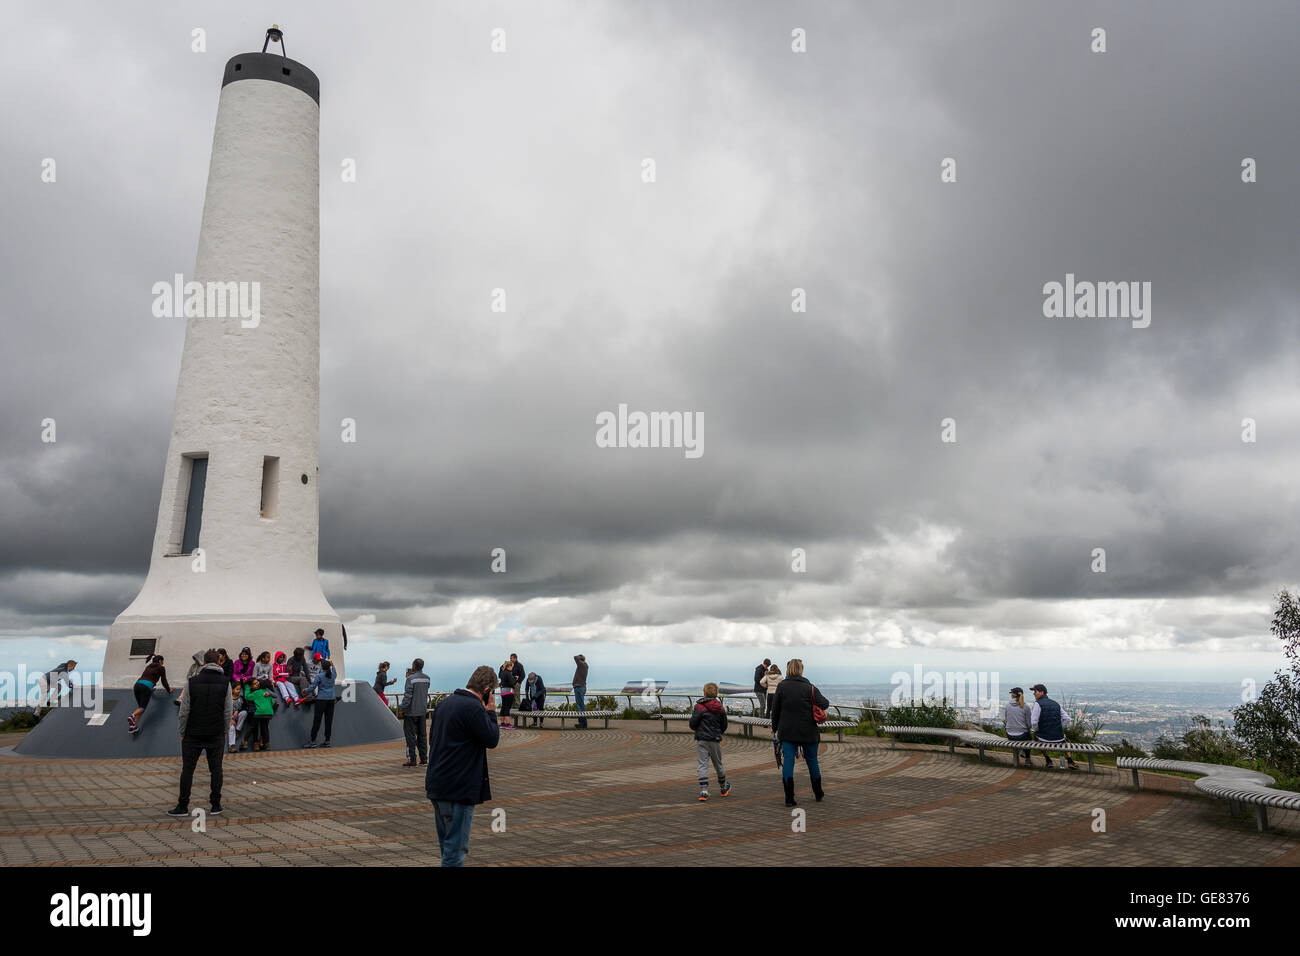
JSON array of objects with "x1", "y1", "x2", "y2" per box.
[{"x1": 425, "y1": 665, "x2": 501, "y2": 866}]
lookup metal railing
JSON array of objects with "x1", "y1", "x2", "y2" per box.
[{"x1": 379, "y1": 688, "x2": 890, "y2": 722}]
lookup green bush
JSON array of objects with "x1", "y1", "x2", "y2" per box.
[
  {"x1": 882, "y1": 697, "x2": 959, "y2": 743},
  {"x1": 0, "y1": 710, "x2": 41, "y2": 732},
  {"x1": 1110, "y1": 738, "x2": 1147, "y2": 758},
  {"x1": 1062, "y1": 698, "x2": 1105, "y2": 744},
  {"x1": 1152, "y1": 715, "x2": 1244, "y2": 764},
  {"x1": 1231, "y1": 588, "x2": 1300, "y2": 780}
]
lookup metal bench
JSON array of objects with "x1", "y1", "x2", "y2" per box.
[
  {"x1": 879, "y1": 725, "x2": 1113, "y2": 772},
  {"x1": 653, "y1": 713, "x2": 856, "y2": 741},
  {"x1": 513, "y1": 709, "x2": 617, "y2": 729},
  {"x1": 1118, "y1": 757, "x2": 1300, "y2": 832}
]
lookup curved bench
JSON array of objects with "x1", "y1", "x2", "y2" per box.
[
  {"x1": 1118, "y1": 757, "x2": 1300, "y2": 832},
  {"x1": 514, "y1": 709, "x2": 618, "y2": 729},
  {"x1": 879, "y1": 725, "x2": 1113, "y2": 772},
  {"x1": 651, "y1": 713, "x2": 857, "y2": 741}
]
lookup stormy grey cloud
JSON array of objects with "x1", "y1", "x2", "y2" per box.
[{"x1": 1, "y1": 1, "x2": 1298, "y2": 679}]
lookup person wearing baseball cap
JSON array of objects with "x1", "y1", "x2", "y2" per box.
[
  {"x1": 1030, "y1": 684, "x2": 1077, "y2": 770},
  {"x1": 310, "y1": 627, "x2": 330, "y2": 661},
  {"x1": 1004, "y1": 687, "x2": 1033, "y2": 767}
]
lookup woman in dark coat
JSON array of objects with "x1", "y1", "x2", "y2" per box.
[{"x1": 767, "y1": 658, "x2": 830, "y2": 807}]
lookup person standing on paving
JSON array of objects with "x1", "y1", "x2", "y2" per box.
[
  {"x1": 169, "y1": 649, "x2": 232, "y2": 817},
  {"x1": 753, "y1": 658, "x2": 771, "y2": 717},
  {"x1": 690, "y1": 682, "x2": 731, "y2": 801},
  {"x1": 399, "y1": 658, "x2": 431, "y2": 766},
  {"x1": 572, "y1": 653, "x2": 589, "y2": 728},
  {"x1": 425, "y1": 665, "x2": 501, "y2": 866},
  {"x1": 768, "y1": 658, "x2": 830, "y2": 807}
]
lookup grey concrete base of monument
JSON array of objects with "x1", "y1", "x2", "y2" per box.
[{"x1": 14, "y1": 682, "x2": 403, "y2": 758}]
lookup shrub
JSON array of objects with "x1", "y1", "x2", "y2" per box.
[
  {"x1": 1152, "y1": 715, "x2": 1244, "y2": 764},
  {"x1": 1062, "y1": 697, "x2": 1104, "y2": 744},
  {"x1": 0, "y1": 710, "x2": 41, "y2": 732},
  {"x1": 1110, "y1": 738, "x2": 1147, "y2": 758},
  {"x1": 1231, "y1": 589, "x2": 1300, "y2": 779},
  {"x1": 882, "y1": 697, "x2": 959, "y2": 743}
]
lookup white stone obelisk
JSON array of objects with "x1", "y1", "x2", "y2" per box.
[{"x1": 105, "y1": 31, "x2": 343, "y2": 686}]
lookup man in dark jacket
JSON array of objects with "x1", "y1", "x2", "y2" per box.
[
  {"x1": 425, "y1": 665, "x2": 500, "y2": 866},
  {"x1": 572, "y1": 654, "x2": 589, "y2": 729},
  {"x1": 768, "y1": 659, "x2": 830, "y2": 807},
  {"x1": 1030, "y1": 683, "x2": 1077, "y2": 770},
  {"x1": 399, "y1": 658, "x2": 431, "y2": 767},
  {"x1": 689, "y1": 683, "x2": 730, "y2": 801},
  {"x1": 753, "y1": 658, "x2": 771, "y2": 717},
  {"x1": 169, "y1": 649, "x2": 233, "y2": 816},
  {"x1": 525, "y1": 672, "x2": 546, "y2": 727}
]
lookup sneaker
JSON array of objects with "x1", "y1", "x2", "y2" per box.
[
  {"x1": 720, "y1": 781, "x2": 732, "y2": 797},
  {"x1": 209, "y1": 804, "x2": 224, "y2": 816},
  {"x1": 418, "y1": 758, "x2": 427, "y2": 765},
  {"x1": 320, "y1": 741, "x2": 331, "y2": 748},
  {"x1": 126, "y1": 715, "x2": 137, "y2": 731},
  {"x1": 166, "y1": 805, "x2": 189, "y2": 817},
  {"x1": 698, "y1": 789, "x2": 709, "y2": 802},
  {"x1": 228, "y1": 746, "x2": 236, "y2": 754},
  {"x1": 402, "y1": 760, "x2": 416, "y2": 767},
  {"x1": 303, "y1": 741, "x2": 317, "y2": 749}
]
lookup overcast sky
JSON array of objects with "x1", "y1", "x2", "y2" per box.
[{"x1": 2, "y1": 1, "x2": 1298, "y2": 688}]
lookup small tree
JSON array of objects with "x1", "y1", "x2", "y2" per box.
[{"x1": 1231, "y1": 588, "x2": 1300, "y2": 778}]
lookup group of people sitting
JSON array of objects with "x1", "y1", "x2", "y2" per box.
[{"x1": 130, "y1": 628, "x2": 340, "y2": 751}]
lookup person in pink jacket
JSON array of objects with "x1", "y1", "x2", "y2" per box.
[
  {"x1": 232, "y1": 647, "x2": 256, "y2": 686},
  {"x1": 273, "y1": 651, "x2": 302, "y2": 706}
]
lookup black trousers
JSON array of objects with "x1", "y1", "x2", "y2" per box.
[
  {"x1": 178, "y1": 734, "x2": 224, "y2": 807},
  {"x1": 311, "y1": 698, "x2": 336, "y2": 742},
  {"x1": 403, "y1": 715, "x2": 427, "y2": 761}
]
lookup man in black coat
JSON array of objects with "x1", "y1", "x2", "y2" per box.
[
  {"x1": 768, "y1": 658, "x2": 830, "y2": 807},
  {"x1": 425, "y1": 665, "x2": 501, "y2": 866},
  {"x1": 753, "y1": 658, "x2": 771, "y2": 716},
  {"x1": 169, "y1": 648, "x2": 233, "y2": 816}
]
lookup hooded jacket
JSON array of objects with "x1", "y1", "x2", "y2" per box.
[
  {"x1": 689, "y1": 697, "x2": 729, "y2": 742},
  {"x1": 273, "y1": 653, "x2": 291, "y2": 684}
]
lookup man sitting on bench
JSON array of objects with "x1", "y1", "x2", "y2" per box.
[{"x1": 1030, "y1": 683, "x2": 1077, "y2": 770}]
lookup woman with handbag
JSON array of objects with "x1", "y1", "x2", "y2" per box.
[{"x1": 767, "y1": 658, "x2": 831, "y2": 807}]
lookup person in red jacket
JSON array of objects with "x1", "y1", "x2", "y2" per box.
[
  {"x1": 272, "y1": 651, "x2": 302, "y2": 706},
  {"x1": 689, "y1": 683, "x2": 731, "y2": 801}
]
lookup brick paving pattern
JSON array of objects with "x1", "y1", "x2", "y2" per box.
[{"x1": 1, "y1": 722, "x2": 1295, "y2": 866}]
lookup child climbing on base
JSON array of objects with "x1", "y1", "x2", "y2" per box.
[{"x1": 689, "y1": 683, "x2": 731, "y2": 801}]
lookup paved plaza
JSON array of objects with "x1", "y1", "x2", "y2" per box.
[{"x1": 1, "y1": 721, "x2": 1297, "y2": 867}]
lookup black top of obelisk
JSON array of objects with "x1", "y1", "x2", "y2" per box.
[{"x1": 222, "y1": 25, "x2": 320, "y2": 104}]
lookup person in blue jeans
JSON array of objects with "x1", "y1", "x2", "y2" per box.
[
  {"x1": 425, "y1": 666, "x2": 500, "y2": 866},
  {"x1": 767, "y1": 658, "x2": 830, "y2": 807},
  {"x1": 572, "y1": 654, "x2": 589, "y2": 728}
]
